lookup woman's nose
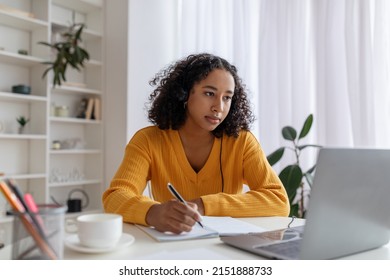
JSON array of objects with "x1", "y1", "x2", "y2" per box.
[{"x1": 212, "y1": 99, "x2": 223, "y2": 112}]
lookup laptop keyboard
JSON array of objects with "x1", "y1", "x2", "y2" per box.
[{"x1": 255, "y1": 239, "x2": 302, "y2": 259}]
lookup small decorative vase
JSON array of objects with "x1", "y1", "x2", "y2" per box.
[{"x1": 18, "y1": 126, "x2": 25, "y2": 134}]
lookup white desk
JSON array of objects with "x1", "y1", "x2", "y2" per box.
[
  {"x1": 63, "y1": 216, "x2": 302, "y2": 260},
  {"x1": 65, "y1": 216, "x2": 390, "y2": 260},
  {"x1": 1, "y1": 216, "x2": 390, "y2": 260}
]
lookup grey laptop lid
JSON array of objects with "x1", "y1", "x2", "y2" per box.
[{"x1": 221, "y1": 148, "x2": 390, "y2": 259}]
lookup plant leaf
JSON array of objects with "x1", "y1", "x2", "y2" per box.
[
  {"x1": 282, "y1": 126, "x2": 297, "y2": 141},
  {"x1": 75, "y1": 24, "x2": 84, "y2": 40},
  {"x1": 279, "y1": 164, "x2": 303, "y2": 204},
  {"x1": 297, "y1": 144, "x2": 322, "y2": 150},
  {"x1": 75, "y1": 47, "x2": 82, "y2": 61},
  {"x1": 298, "y1": 114, "x2": 313, "y2": 140},
  {"x1": 38, "y1": 22, "x2": 89, "y2": 87},
  {"x1": 41, "y1": 67, "x2": 52, "y2": 79},
  {"x1": 305, "y1": 164, "x2": 317, "y2": 174},
  {"x1": 54, "y1": 72, "x2": 61, "y2": 86},
  {"x1": 38, "y1": 41, "x2": 54, "y2": 47},
  {"x1": 289, "y1": 203, "x2": 299, "y2": 217},
  {"x1": 80, "y1": 48, "x2": 90, "y2": 60},
  {"x1": 304, "y1": 173, "x2": 314, "y2": 188},
  {"x1": 267, "y1": 147, "x2": 285, "y2": 166}
]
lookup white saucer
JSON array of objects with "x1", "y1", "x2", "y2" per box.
[{"x1": 65, "y1": 233, "x2": 135, "y2": 254}]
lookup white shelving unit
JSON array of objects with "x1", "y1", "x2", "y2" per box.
[{"x1": 0, "y1": 0, "x2": 105, "y2": 221}]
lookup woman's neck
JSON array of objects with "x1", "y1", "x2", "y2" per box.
[
  {"x1": 178, "y1": 127, "x2": 215, "y2": 172},
  {"x1": 178, "y1": 127, "x2": 214, "y2": 147}
]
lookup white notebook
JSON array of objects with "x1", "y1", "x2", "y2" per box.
[{"x1": 136, "y1": 216, "x2": 266, "y2": 242}]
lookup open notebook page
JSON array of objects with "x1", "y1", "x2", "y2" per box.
[
  {"x1": 136, "y1": 216, "x2": 266, "y2": 242},
  {"x1": 201, "y1": 216, "x2": 266, "y2": 236}
]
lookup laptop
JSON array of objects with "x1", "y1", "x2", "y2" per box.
[{"x1": 221, "y1": 148, "x2": 390, "y2": 259}]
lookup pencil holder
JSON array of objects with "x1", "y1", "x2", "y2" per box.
[{"x1": 11, "y1": 204, "x2": 66, "y2": 260}]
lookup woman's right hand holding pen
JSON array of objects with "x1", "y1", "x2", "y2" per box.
[{"x1": 146, "y1": 200, "x2": 203, "y2": 234}]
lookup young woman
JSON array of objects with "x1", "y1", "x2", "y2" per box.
[{"x1": 103, "y1": 53, "x2": 289, "y2": 234}]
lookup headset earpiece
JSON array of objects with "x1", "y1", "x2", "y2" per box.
[{"x1": 177, "y1": 88, "x2": 188, "y2": 102}]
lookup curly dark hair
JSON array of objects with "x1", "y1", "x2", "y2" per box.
[{"x1": 148, "y1": 53, "x2": 255, "y2": 137}]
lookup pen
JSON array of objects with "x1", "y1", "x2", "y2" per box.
[
  {"x1": 24, "y1": 193, "x2": 44, "y2": 227},
  {"x1": 6, "y1": 179, "x2": 47, "y2": 238},
  {"x1": 167, "y1": 182, "x2": 204, "y2": 228},
  {"x1": 7, "y1": 180, "x2": 59, "y2": 258}
]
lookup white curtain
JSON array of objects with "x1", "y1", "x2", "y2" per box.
[
  {"x1": 128, "y1": 0, "x2": 390, "y2": 164},
  {"x1": 314, "y1": 0, "x2": 390, "y2": 149}
]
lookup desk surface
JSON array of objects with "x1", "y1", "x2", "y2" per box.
[
  {"x1": 63, "y1": 216, "x2": 302, "y2": 260},
  {"x1": 65, "y1": 216, "x2": 390, "y2": 260},
  {"x1": 2, "y1": 216, "x2": 390, "y2": 260}
]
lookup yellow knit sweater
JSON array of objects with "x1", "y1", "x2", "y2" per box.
[{"x1": 103, "y1": 126, "x2": 289, "y2": 225}]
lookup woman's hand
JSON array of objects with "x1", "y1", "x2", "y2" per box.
[
  {"x1": 145, "y1": 200, "x2": 202, "y2": 234},
  {"x1": 189, "y1": 198, "x2": 205, "y2": 215}
]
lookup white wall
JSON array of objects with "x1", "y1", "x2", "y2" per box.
[
  {"x1": 104, "y1": 0, "x2": 180, "y2": 189},
  {"x1": 104, "y1": 0, "x2": 130, "y2": 188},
  {"x1": 127, "y1": 0, "x2": 180, "y2": 138}
]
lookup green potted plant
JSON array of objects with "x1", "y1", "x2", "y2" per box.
[
  {"x1": 39, "y1": 23, "x2": 89, "y2": 87},
  {"x1": 267, "y1": 114, "x2": 322, "y2": 218},
  {"x1": 16, "y1": 116, "x2": 30, "y2": 134}
]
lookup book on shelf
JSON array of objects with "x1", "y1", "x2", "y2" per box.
[
  {"x1": 136, "y1": 216, "x2": 266, "y2": 242},
  {"x1": 85, "y1": 98, "x2": 94, "y2": 120},
  {"x1": 82, "y1": 97, "x2": 101, "y2": 120},
  {"x1": 93, "y1": 98, "x2": 101, "y2": 120}
]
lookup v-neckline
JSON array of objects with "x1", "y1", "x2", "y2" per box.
[{"x1": 172, "y1": 130, "x2": 219, "y2": 182}]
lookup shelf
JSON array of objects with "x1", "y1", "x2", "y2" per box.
[
  {"x1": 0, "y1": 10, "x2": 48, "y2": 31},
  {"x1": 1, "y1": 209, "x2": 104, "y2": 223},
  {"x1": 50, "y1": 149, "x2": 101, "y2": 155},
  {"x1": 0, "y1": 50, "x2": 45, "y2": 66},
  {"x1": 85, "y1": 59, "x2": 103, "y2": 67},
  {"x1": 0, "y1": 134, "x2": 46, "y2": 140},
  {"x1": 0, "y1": 216, "x2": 13, "y2": 223},
  {"x1": 52, "y1": 0, "x2": 103, "y2": 13},
  {"x1": 0, "y1": 92, "x2": 47, "y2": 103},
  {"x1": 49, "y1": 179, "x2": 101, "y2": 188},
  {"x1": 82, "y1": 29, "x2": 103, "y2": 41},
  {"x1": 50, "y1": 117, "x2": 102, "y2": 124},
  {"x1": 52, "y1": 21, "x2": 102, "y2": 40},
  {"x1": 0, "y1": 0, "x2": 104, "y2": 228},
  {"x1": 51, "y1": 85, "x2": 102, "y2": 95},
  {"x1": 0, "y1": 173, "x2": 47, "y2": 180},
  {"x1": 64, "y1": 209, "x2": 102, "y2": 218}
]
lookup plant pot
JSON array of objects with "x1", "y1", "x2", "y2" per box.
[{"x1": 18, "y1": 126, "x2": 25, "y2": 134}]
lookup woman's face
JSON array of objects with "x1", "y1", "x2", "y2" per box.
[{"x1": 184, "y1": 69, "x2": 235, "y2": 133}]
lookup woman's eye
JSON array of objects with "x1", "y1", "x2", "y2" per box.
[
  {"x1": 223, "y1": 96, "x2": 232, "y2": 101},
  {"x1": 205, "y1": 92, "x2": 214, "y2": 96}
]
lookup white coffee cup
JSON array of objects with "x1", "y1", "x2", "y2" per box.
[{"x1": 73, "y1": 213, "x2": 123, "y2": 248}]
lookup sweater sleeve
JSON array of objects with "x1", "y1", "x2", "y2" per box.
[
  {"x1": 102, "y1": 129, "x2": 159, "y2": 225},
  {"x1": 201, "y1": 132, "x2": 290, "y2": 217}
]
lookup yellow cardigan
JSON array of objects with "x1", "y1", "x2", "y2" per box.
[{"x1": 103, "y1": 126, "x2": 289, "y2": 225}]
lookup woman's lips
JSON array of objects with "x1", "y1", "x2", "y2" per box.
[{"x1": 205, "y1": 115, "x2": 221, "y2": 124}]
